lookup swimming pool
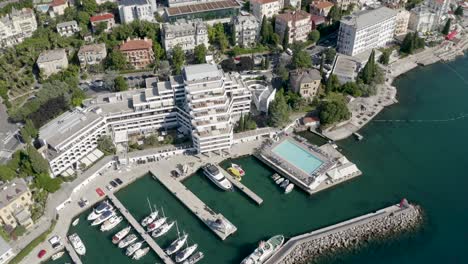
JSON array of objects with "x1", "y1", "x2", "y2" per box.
[{"x1": 272, "y1": 139, "x2": 323, "y2": 174}]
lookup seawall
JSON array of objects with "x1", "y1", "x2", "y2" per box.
[{"x1": 265, "y1": 200, "x2": 423, "y2": 264}]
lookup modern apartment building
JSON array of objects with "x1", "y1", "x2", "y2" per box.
[
  {"x1": 167, "y1": 0, "x2": 212, "y2": 7},
  {"x1": 337, "y1": 7, "x2": 397, "y2": 56},
  {"x1": 118, "y1": 38, "x2": 155, "y2": 69},
  {"x1": 36, "y1": 48, "x2": 69, "y2": 77},
  {"x1": 0, "y1": 8, "x2": 37, "y2": 48},
  {"x1": 231, "y1": 14, "x2": 260, "y2": 48},
  {"x1": 118, "y1": 0, "x2": 157, "y2": 24},
  {"x1": 0, "y1": 178, "x2": 34, "y2": 229},
  {"x1": 395, "y1": 9, "x2": 410, "y2": 36},
  {"x1": 90, "y1": 13, "x2": 115, "y2": 33},
  {"x1": 56, "y1": 20, "x2": 79, "y2": 37},
  {"x1": 162, "y1": 20, "x2": 209, "y2": 54},
  {"x1": 77, "y1": 43, "x2": 107, "y2": 68},
  {"x1": 39, "y1": 64, "x2": 251, "y2": 177},
  {"x1": 164, "y1": 0, "x2": 241, "y2": 22},
  {"x1": 251, "y1": 0, "x2": 282, "y2": 20},
  {"x1": 275, "y1": 10, "x2": 312, "y2": 44}
]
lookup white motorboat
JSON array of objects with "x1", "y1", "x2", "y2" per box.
[
  {"x1": 271, "y1": 174, "x2": 280, "y2": 181},
  {"x1": 132, "y1": 247, "x2": 150, "y2": 260},
  {"x1": 284, "y1": 183, "x2": 294, "y2": 194},
  {"x1": 72, "y1": 218, "x2": 79, "y2": 227},
  {"x1": 275, "y1": 177, "x2": 284, "y2": 185},
  {"x1": 241, "y1": 235, "x2": 284, "y2": 264},
  {"x1": 100, "y1": 215, "x2": 123, "y2": 232},
  {"x1": 182, "y1": 251, "x2": 204, "y2": 264},
  {"x1": 147, "y1": 217, "x2": 167, "y2": 232},
  {"x1": 141, "y1": 211, "x2": 158, "y2": 227},
  {"x1": 112, "y1": 226, "x2": 131, "y2": 244},
  {"x1": 87, "y1": 201, "x2": 112, "y2": 221},
  {"x1": 202, "y1": 163, "x2": 233, "y2": 191},
  {"x1": 280, "y1": 179, "x2": 289, "y2": 188},
  {"x1": 209, "y1": 218, "x2": 234, "y2": 234},
  {"x1": 175, "y1": 244, "x2": 198, "y2": 263},
  {"x1": 152, "y1": 221, "x2": 175, "y2": 238},
  {"x1": 91, "y1": 210, "x2": 115, "y2": 226},
  {"x1": 126, "y1": 241, "x2": 143, "y2": 256},
  {"x1": 165, "y1": 233, "x2": 189, "y2": 255},
  {"x1": 118, "y1": 234, "x2": 137, "y2": 248},
  {"x1": 68, "y1": 233, "x2": 86, "y2": 256},
  {"x1": 231, "y1": 163, "x2": 246, "y2": 176},
  {"x1": 51, "y1": 251, "x2": 64, "y2": 260}
]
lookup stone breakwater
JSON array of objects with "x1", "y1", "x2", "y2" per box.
[{"x1": 265, "y1": 203, "x2": 423, "y2": 264}]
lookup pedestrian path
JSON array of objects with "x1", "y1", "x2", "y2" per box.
[{"x1": 220, "y1": 167, "x2": 263, "y2": 205}]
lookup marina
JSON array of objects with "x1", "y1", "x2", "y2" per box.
[{"x1": 220, "y1": 167, "x2": 264, "y2": 205}]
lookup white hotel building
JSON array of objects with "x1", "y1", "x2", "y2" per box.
[
  {"x1": 337, "y1": 7, "x2": 397, "y2": 56},
  {"x1": 39, "y1": 64, "x2": 251, "y2": 177}
]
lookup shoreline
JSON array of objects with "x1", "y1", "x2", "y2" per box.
[{"x1": 323, "y1": 39, "x2": 468, "y2": 141}]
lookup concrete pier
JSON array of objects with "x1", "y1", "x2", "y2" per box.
[
  {"x1": 64, "y1": 242, "x2": 83, "y2": 264},
  {"x1": 220, "y1": 167, "x2": 263, "y2": 205},
  {"x1": 107, "y1": 193, "x2": 175, "y2": 264},
  {"x1": 150, "y1": 170, "x2": 237, "y2": 240}
]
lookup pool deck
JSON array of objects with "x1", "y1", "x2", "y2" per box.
[
  {"x1": 219, "y1": 167, "x2": 263, "y2": 205},
  {"x1": 150, "y1": 170, "x2": 237, "y2": 240}
]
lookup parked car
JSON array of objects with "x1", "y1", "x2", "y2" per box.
[
  {"x1": 48, "y1": 235, "x2": 62, "y2": 250},
  {"x1": 115, "y1": 178, "x2": 123, "y2": 185},
  {"x1": 110, "y1": 180, "x2": 118, "y2": 188},
  {"x1": 106, "y1": 184, "x2": 113, "y2": 191},
  {"x1": 38, "y1": 249, "x2": 46, "y2": 258}
]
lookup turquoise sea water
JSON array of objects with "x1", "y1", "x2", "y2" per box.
[
  {"x1": 272, "y1": 139, "x2": 324, "y2": 174},
  {"x1": 45, "y1": 55, "x2": 468, "y2": 264}
]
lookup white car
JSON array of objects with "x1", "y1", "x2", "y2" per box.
[
  {"x1": 106, "y1": 184, "x2": 113, "y2": 191},
  {"x1": 48, "y1": 235, "x2": 62, "y2": 250}
]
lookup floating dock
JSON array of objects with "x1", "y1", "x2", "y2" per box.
[
  {"x1": 220, "y1": 167, "x2": 263, "y2": 205},
  {"x1": 64, "y1": 242, "x2": 83, "y2": 264},
  {"x1": 107, "y1": 193, "x2": 175, "y2": 264},
  {"x1": 150, "y1": 170, "x2": 237, "y2": 240}
]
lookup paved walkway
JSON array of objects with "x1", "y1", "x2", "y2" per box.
[
  {"x1": 220, "y1": 167, "x2": 263, "y2": 205},
  {"x1": 108, "y1": 193, "x2": 175, "y2": 264}
]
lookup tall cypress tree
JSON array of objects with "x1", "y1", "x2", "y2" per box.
[
  {"x1": 442, "y1": 19, "x2": 451, "y2": 35},
  {"x1": 260, "y1": 16, "x2": 268, "y2": 44},
  {"x1": 283, "y1": 26, "x2": 289, "y2": 50},
  {"x1": 360, "y1": 49, "x2": 375, "y2": 84}
]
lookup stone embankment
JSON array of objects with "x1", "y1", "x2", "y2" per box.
[{"x1": 266, "y1": 201, "x2": 423, "y2": 264}]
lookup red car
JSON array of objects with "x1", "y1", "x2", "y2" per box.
[
  {"x1": 96, "y1": 188, "x2": 105, "y2": 197},
  {"x1": 38, "y1": 249, "x2": 46, "y2": 258}
]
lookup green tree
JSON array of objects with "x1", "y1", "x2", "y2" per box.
[
  {"x1": 379, "y1": 49, "x2": 391, "y2": 65},
  {"x1": 194, "y1": 44, "x2": 207, "y2": 64},
  {"x1": 260, "y1": 16, "x2": 269, "y2": 44},
  {"x1": 268, "y1": 90, "x2": 290, "y2": 127},
  {"x1": 80, "y1": 0, "x2": 98, "y2": 14},
  {"x1": 106, "y1": 50, "x2": 129, "y2": 70},
  {"x1": 153, "y1": 41, "x2": 165, "y2": 64},
  {"x1": 319, "y1": 98, "x2": 351, "y2": 125},
  {"x1": 71, "y1": 89, "x2": 86, "y2": 107},
  {"x1": 442, "y1": 19, "x2": 451, "y2": 35},
  {"x1": 171, "y1": 45, "x2": 185, "y2": 75},
  {"x1": 282, "y1": 26, "x2": 289, "y2": 50},
  {"x1": 327, "y1": 5, "x2": 341, "y2": 22},
  {"x1": 308, "y1": 30, "x2": 320, "y2": 43},
  {"x1": 114, "y1": 76, "x2": 128, "y2": 91},
  {"x1": 35, "y1": 173, "x2": 62, "y2": 193},
  {"x1": 97, "y1": 135, "x2": 115, "y2": 155},
  {"x1": 27, "y1": 145, "x2": 49, "y2": 175},
  {"x1": 454, "y1": 6, "x2": 464, "y2": 16},
  {"x1": 24, "y1": 119, "x2": 38, "y2": 139},
  {"x1": 94, "y1": 21, "x2": 108, "y2": 35},
  {"x1": 324, "y1": 48, "x2": 336, "y2": 64},
  {"x1": 359, "y1": 49, "x2": 376, "y2": 84},
  {"x1": 325, "y1": 74, "x2": 340, "y2": 93},
  {"x1": 0, "y1": 165, "x2": 16, "y2": 181},
  {"x1": 292, "y1": 50, "x2": 312, "y2": 69}
]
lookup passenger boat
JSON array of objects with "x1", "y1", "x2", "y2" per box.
[
  {"x1": 165, "y1": 233, "x2": 189, "y2": 255},
  {"x1": 175, "y1": 244, "x2": 198, "y2": 263},
  {"x1": 126, "y1": 241, "x2": 143, "y2": 256},
  {"x1": 202, "y1": 163, "x2": 233, "y2": 191},
  {"x1": 87, "y1": 201, "x2": 112, "y2": 221},
  {"x1": 141, "y1": 211, "x2": 158, "y2": 227},
  {"x1": 91, "y1": 210, "x2": 115, "y2": 226},
  {"x1": 132, "y1": 247, "x2": 150, "y2": 260},
  {"x1": 118, "y1": 234, "x2": 137, "y2": 248},
  {"x1": 112, "y1": 226, "x2": 131, "y2": 244},
  {"x1": 240, "y1": 235, "x2": 284, "y2": 264},
  {"x1": 231, "y1": 163, "x2": 245, "y2": 176},
  {"x1": 284, "y1": 183, "x2": 294, "y2": 194},
  {"x1": 72, "y1": 218, "x2": 79, "y2": 227},
  {"x1": 275, "y1": 177, "x2": 284, "y2": 185},
  {"x1": 182, "y1": 251, "x2": 204, "y2": 264},
  {"x1": 152, "y1": 221, "x2": 175, "y2": 238},
  {"x1": 100, "y1": 215, "x2": 123, "y2": 232},
  {"x1": 51, "y1": 251, "x2": 64, "y2": 260},
  {"x1": 280, "y1": 179, "x2": 289, "y2": 188},
  {"x1": 68, "y1": 233, "x2": 86, "y2": 256},
  {"x1": 147, "y1": 217, "x2": 167, "y2": 232}
]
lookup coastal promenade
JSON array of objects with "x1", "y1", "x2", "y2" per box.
[
  {"x1": 150, "y1": 171, "x2": 237, "y2": 240},
  {"x1": 220, "y1": 167, "x2": 263, "y2": 205},
  {"x1": 107, "y1": 193, "x2": 175, "y2": 264}
]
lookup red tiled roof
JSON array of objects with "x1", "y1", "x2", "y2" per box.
[
  {"x1": 311, "y1": 15, "x2": 326, "y2": 23},
  {"x1": 303, "y1": 116, "x2": 320, "y2": 123},
  {"x1": 251, "y1": 0, "x2": 278, "y2": 4},
  {"x1": 51, "y1": 0, "x2": 67, "y2": 7},
  {"x1": 311, "y1": 1, "x2": 334, "y2": 9},
  {"x1": 166, "y1": 0, "x2": 240, "y2": 16},
  {"x1": 90, "y1": 13, "x2": 114, "y2": 23},
  {"x1": 276, "y1": 10, "x2": 311, "y2": 23},
  {"x1": 119, "y1": 39, "x2": 153, "y2": 51}
]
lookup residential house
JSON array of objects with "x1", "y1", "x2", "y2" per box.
[
  {"x1": 275, "y1": 10, "x2": 312, "y2": 44},
  {"x1": 33, "y1": 0, "x2": 54, "y2": 13},
  {"x1": 251, "y1": 0, "x2": 282, "y2": 20},
  {"x1": 311, "y1": 15, "x2": 326, "y2": 28},
  {"x1": 231, "y1": 13, "x2": 260, "y2": 48},
  {"x1": 162, "y1": 19, "x2": 209, "y2": 53},
  {"x1": 337, "y1": 7, "x2": 397, "y2": 56},
  {"x1": 119, "y1": 38, "x2": 155, "y2": 69},
  {"x1": 285, "y1": 0, "x2": 301, "y2": 9},
  {"x1": 310, "y1": 1, "x2": 334, "y2": 17},
  {"x1": 78, "y1": 43, "x2": 107, "y2": 68},
  {"x1": 90, "y1": 13, "x2": 115, "y2": 33},
  {"x1": 0, "y1": 8, "x2": 37, "y2": 48},
  {"x1": 37, "y1": 49, "x2": 68, "y2": 77},
  {"x1": 289, "y1": 68, "x2": 321, "y2": 99},
  {"x1": 56, "y1": 20, "x2": 79, "y2": 37},
  {"x1": 0, "y1": 237, "x2": 14, "y2": 264},
  {"x1": 330, "y1": 0, "x2": 358, "y2": 9},
  {"x1": 395, "y1": 9, "x2": 410, "y2": 35},
  {"x1": 0, "y1": 178, "x2": 34, "y2": 230},
  {"x1": 49, "y1": 0, "x2": 69, "y2": 17},
  {"x1": 382, "y1": 0, "x2": 408, "y2": 9},
  {"x1": 408, "y1": 0, "x2": 449, "y2": 32},
  {"x1": 118, "y1": 0, "x2": 157, "y2": 24}
]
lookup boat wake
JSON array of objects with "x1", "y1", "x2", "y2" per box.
[{"x1": 373, "y1": 112, "x2": 468, "y2": 123}]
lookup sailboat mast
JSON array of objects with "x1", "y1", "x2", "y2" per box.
[{"x1": 146, "y1": 197, "x2": 152, "y2": 213}]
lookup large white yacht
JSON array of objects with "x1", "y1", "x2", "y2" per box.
[
  {"x1": 68, "y1": 233, "x2": 86, "y2": 256},
  {"x1": 241, "y1": 235, "x2": 284, "y2": 264},
  {"x1": 202, "y1": 164, "x2": 233, "y2": 191}
]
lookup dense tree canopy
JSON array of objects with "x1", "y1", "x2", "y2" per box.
[
  {"x1": 308, "y1": 30, "x2": 320, "y2": 43},
  {"x1": 114, "y1": 76, "x2": 128, "y2": 91},
  {"x1": 442, "y1": 19, "x2": 451, "y2": 35},
  {"x1": 400, "y1": 32, "x2": 425, "y2": 54},
  {"x1": 319, "y1": 98, "x2": 351, "y2": 125},
  {"x1": 268, "y1": 90, "x2": 290, "y2": 127},
  {"x1": 171, "y1": 45, "x2": 185, "y2": 74},
  {"x1": 194, "y1": 44, "x2": 207, "y2": 64}
]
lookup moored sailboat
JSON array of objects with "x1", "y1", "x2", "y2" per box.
[
  {"x1": 118, "y1": 234, "x2": 137, "y2": 248},
  {"x1": 112, "y1": 226, "x2": 131, "y2": 244},
  {"x1": 182, "y1": 251, "x2": 204, "y2": 264},
  {"x1": 175, "y1": 243, "x2": 198, "y2": 263},
  {"x1": 132, "y1": 247, "x2": 150, "y2": 260}
]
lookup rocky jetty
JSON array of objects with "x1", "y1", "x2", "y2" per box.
[{"x1": 274, "y1": 202, "x2": 423, "y2": 264}]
